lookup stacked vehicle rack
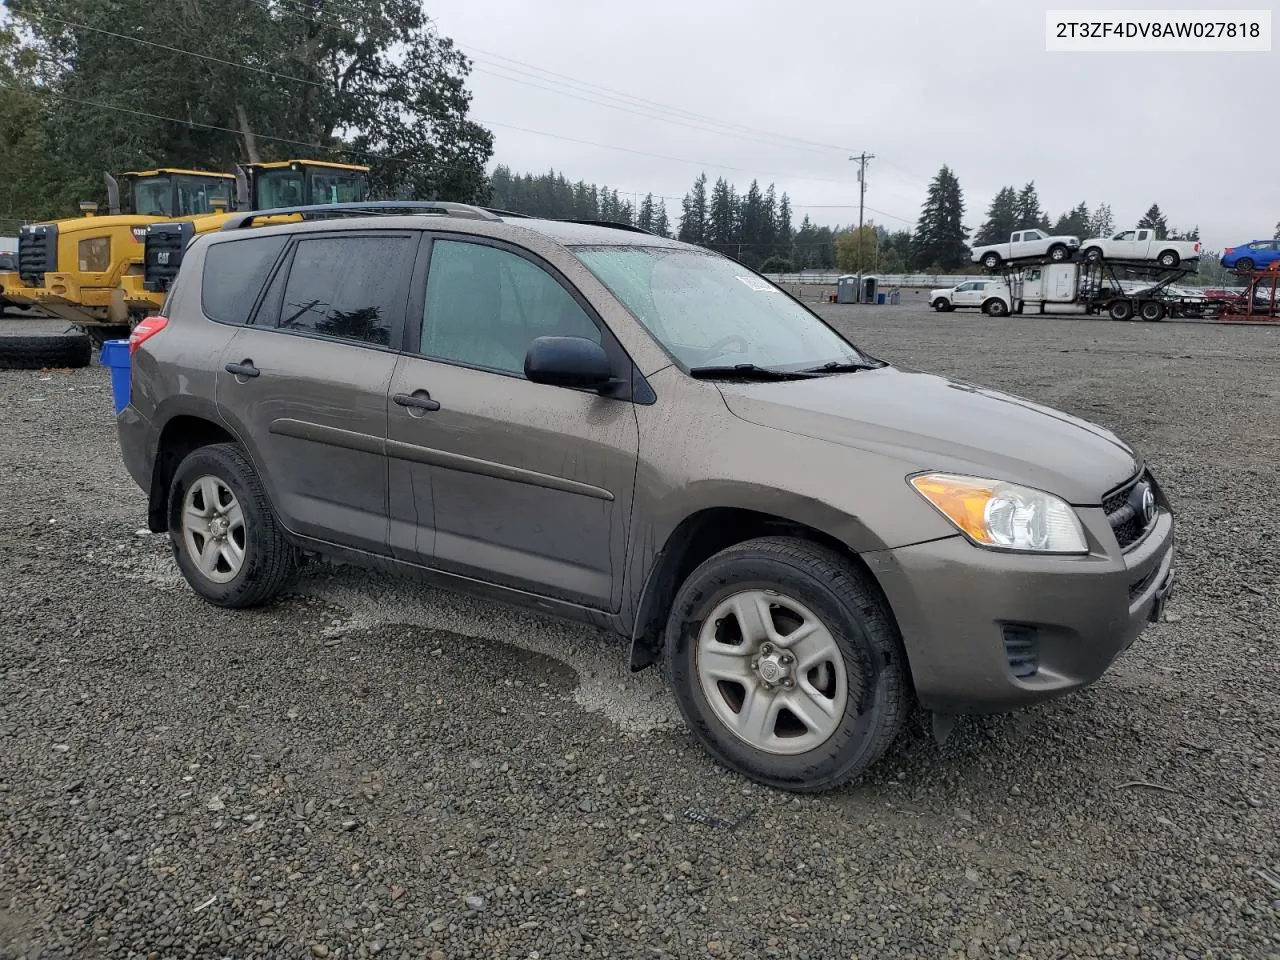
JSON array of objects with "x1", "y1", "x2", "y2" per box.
[{"x1": 980, "y1": 253, "x2": 1279, "y2": 324}]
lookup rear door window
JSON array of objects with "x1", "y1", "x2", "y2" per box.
[
  {"x1": 269, "y1": 234, "x2": 416, "y2": 348},
  {"x1": 201, "y1": 235, "x2": 289, "y2": 325}
]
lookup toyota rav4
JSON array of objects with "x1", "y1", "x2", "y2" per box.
[{"x1": 115, "y1": 202, "x2": 1177, "y2": 793}]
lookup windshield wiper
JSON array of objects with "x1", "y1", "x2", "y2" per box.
[
  {"x1": 687, "y1": 363, "x2": 818, "y2": 381},
  {"x1": 801, "y1": 359, "x2": 881, "y2": 374}
]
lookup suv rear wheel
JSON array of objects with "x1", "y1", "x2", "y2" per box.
[
  {"x1": 168, "y1": 442, "x2": 299, "y2": 607},
  {"x1": 663, "y1": 536, "x2": 908, "y2": 793}
]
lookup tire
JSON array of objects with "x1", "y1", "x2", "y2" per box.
[
  {"x1": 1157, "y1": 251, "x2": 1179, "y2": 268},
  {"x1": 167, "y1": 442, "x2": 299, "y2": 608},
  {"x1": 1235, "y1": 258, "x2": 1255, "y2": 274},
  {"x1": 81, "y1": 324, "x2": 130, "y2": 349},
  {"x1": 981, "y1": 252, "x2": 1001, "y2": 269},
  {"x1": 1083, "y1": 247, "x2": 1104, "y2": 263},
  {"x1": 1109, "y1": 300, "x2": 1134, "y2": 321},
  {"x1": 1048, "y1": 244, "x2": 1069, "y2": 262},
  {"x1": 1140, "y1": 300, "x2": 1165, "y2": 322},
  {"x1": 983, "y1": 298, "x2": 1009, "y2": 317},
  {"x1": 662, "y1": 536, "x2": 909, "y2": 793},
  {"x1": 0, "y1": 332, "x2": 92, "y2": 370},
  {"x1": 931, "y1": 298, "x2": 952, "y2": 312}
]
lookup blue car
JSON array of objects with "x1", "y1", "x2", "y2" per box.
[{"x1": 1220, "y1": 240, "x2": 1280, "y2": 273}]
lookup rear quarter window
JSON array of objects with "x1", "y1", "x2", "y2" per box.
[{"x1": 200, "y1": 235, "x2": 289, "y2": 324}]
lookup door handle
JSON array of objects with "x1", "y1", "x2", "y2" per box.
[
  {"x1": 394, "y1": 391, "x2": 441, "y2": 412},
  {"x1": 225, "y1": 360, "x2": 260, "y2": 379}
]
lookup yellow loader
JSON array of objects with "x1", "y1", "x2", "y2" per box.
[
  {"x1": 125, "y1": 160, "x2": 371, "y2": 315},
  {"x1": 1, "y1": 161, "x2": 369, "y2": 344},
  {"x1": 0, "y1": 168, "x2": 238, "y2": 344}
]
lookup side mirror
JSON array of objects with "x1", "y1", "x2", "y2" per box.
[{"x1": 524, "y1": 336, "x2": 616, "y2": 390}]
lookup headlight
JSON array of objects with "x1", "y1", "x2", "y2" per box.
[{"x1": 909, "y1": 473, "x2": 1088, "y2": 554}]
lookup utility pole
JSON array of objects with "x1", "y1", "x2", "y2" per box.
[{"x1": 850, "y1": 152, "x2": 874, "y2": 301}]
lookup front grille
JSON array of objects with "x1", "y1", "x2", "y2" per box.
[
  {"x1": 18, "y1": 223, "x2": 58, "y2": 286},
  {"x1": 144, "y1": 221, "x2": 195, "y2": 292},
  {"x1": 1103, "y1": 470, "x2": 1157, "y2": 551},
  {"x1": 1002, "y1": 625, "x2": 1039, "y2": 678}
]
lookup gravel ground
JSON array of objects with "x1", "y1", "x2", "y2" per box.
[{"x1": 1, "y1": 307, "x2": 1277, "y2": 960}]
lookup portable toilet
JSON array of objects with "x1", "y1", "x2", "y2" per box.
[
  {"x1": 836, "y1": 275, "x2": 858, "y2": 304},
  {"x1": 862, "y1": 276, "x2": 879, "y2": 304}
]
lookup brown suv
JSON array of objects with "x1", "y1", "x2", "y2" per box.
[{"x1": 116, "y1": 202, "x2": 1176, "y2": 792}]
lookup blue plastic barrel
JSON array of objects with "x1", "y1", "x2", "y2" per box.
[
  {"x1": 100, "y1": 339, "x2": 131, "y2": 414},
  {"x1": 877, "y1": 292, "x2": 886, "y2": 305}
]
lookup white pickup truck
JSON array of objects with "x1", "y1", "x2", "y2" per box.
[
  {"x1": 1079, "y1": 229, "x2": 1201, "y2": 267},
  {"x1": 930, "y1": 278, "x2": 1013, "y2": 316},
  {"x1": 971, "y1": 228, "x2": 1080, "y2": 269}
]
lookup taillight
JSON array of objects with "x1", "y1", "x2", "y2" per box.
[
  {"x1": 1194, "y1": 242, "x2": 1200, "y2": 252},
  {"x1": 1225, "y1": 247, "x2": 1234, "y2": 254},
  {"x1": 129, "y1": 315, "x2": 168, "y2": 356}
]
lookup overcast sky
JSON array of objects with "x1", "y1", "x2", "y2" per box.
[{"x1": 430, "y1": 0, "x2": 1275, "y2": 251}]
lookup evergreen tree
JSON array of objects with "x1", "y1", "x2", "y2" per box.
[
  {"x1": 678, "y1": 173, "x2": 709, "y2": 245},
  {"x1": 738, "y1": 180, "x2": 765, "y2": 265},
  {"x1": 1052, "y1": 202, "x2": 1090, "y2": 238},
  {"x1": 886, "y1": 230, "x2": 913, "y2": 272},
  {"x1": 775, "y1": 194, "x2": 794, "y2": 261},
  {"x1": 911, "y1": 165, "x2": 968, "y2": 269},
  {"x1": 1014, "y1": 182, "x2": 1048, "y2": 231},
  {"x1": 707, "y1": 177, "x2": 737, "y2": 257},
  {"x1": 637, "y1": 193, "x2": 656, "y2": 233},
  {"x1": 651, "y1": 200, "x2": 671, "y2": 238},
  {"x1": 761, "y1": 183, "x2": 778, "y2": 261},
  {"x1": 1137, "y1": 204, "x2": 1168, "y2": 239},
  {"x1": 974, "y1": 187, "x2": 1019, "y2": 245}
]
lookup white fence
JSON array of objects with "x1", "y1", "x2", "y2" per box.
[{"x1": 763, "y1": 273, "x2": 972, "y2": 288}]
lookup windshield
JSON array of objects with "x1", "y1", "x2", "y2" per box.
[
  {"x1": 256, "y1": 170, "x2": 306, "y2": 209},
  {"x1": 174, "y1": 176, "x2": 234, "y2": 216},
  {"x1": 573, "y1": 245, "x2": 868, "y2": 371},
  {"x1": 133, "y1": 178, "x2": 173, "y2": 217},
  {"x1": 309, "y1": 171, "x2": 367, "y2": 204}
]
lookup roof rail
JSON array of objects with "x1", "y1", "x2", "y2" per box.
[
  {"x1": 479, "y1": 207, "x2": 532, "y2": 219},
  {"x1": 555, "y1": 218, "x2": 657, "y2": 236},
  {"x1": 219, "y1": 200, "x2": 503, "y2": 231}
]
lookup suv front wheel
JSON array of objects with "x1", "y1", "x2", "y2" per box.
[
  {"x1": 168, "y1": 442, "x2": 300, "y2": 608},
  {"x1": 663, "y1": 537, "x2": 909, "y2": 792}
]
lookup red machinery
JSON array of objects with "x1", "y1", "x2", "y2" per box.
[{"x1": 1215, "y1": 270, "x2": 1280, "y2": 323}]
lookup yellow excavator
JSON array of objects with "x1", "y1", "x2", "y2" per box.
[
  {"x1": 0, "y1": 168, "x2": 238, "y2": 342},
  {"x1": 1, "y1": 160, "x2": 370, "y2": 343}
]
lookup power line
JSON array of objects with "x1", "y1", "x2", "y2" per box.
[
  {"x1": 468, "y1": 62, "x2": 854, "y2": 159},
  {"x1": 251, "y1": 0, "x2": 865, "y2": 160},
  {"x1": 20, "y1": 8, "x2": 874, "y2": 192},
  {"x1": 457, "y1": 42, "x2": 859, "y2": 156}
]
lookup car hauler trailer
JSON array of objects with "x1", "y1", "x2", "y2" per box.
[{"x1": 988, "y1": 255, "x2": 1200, "y2": 321}]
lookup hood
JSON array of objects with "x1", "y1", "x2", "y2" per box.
[
  {"x1": 718, "y1": 366, "x2": 1139, "y2": 505},
  {"x1": 40, "y1": 215, "x2": 164, "y2": 237}
]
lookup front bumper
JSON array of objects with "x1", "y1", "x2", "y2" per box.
[{"x1": 865, "y1": 507, "x2": 1175, "y2": 714}]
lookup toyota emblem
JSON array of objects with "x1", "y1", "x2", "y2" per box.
[{"x1": 1140, "y1": 486, "x2": 1156, "y2": 526}]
